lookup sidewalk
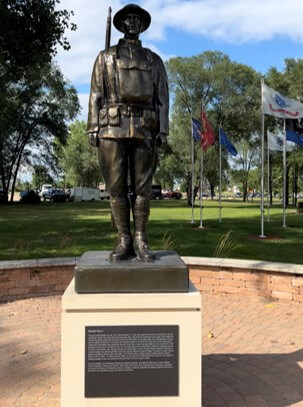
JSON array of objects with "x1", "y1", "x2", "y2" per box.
[{"x1": 0, "y1": 292, "x2": 302, "y2": 406}]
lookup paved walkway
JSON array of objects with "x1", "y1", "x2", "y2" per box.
[{"x1": 0, "y1": 293, "x2": 302, "y2": 407}]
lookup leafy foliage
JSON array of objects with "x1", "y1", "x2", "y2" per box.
[
  {"x1": 1, "y1": 63, "x2": 80, "y2": 201},
  {"x1": 0, "y1": 0, "x2": 76, "y2": 81},
  {"x1": 265, "y1": 58, "x2": 303, "y2": 205},
  {"x1": 159, "y1": 51, "x2": 261, "y2": 204},
  {"x1": 57, "y1": 120, "x2": 101, "y2": 188},
  {"x1": 32, "y1": 165, "x2": 54, "y2": 190},
  {"x1": 0, "y1": 0, "x2": 78, "y2": 202},
  {"x1": 230, "y1": 138, "x2": 260, "y2": 201}
]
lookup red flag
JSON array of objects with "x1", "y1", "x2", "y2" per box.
[{"x1": 201, "y1": 109, "x2": 215, "y2": 151}]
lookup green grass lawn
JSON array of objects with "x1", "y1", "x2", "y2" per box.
[{"x1": 0, "y1": 199, "x2": 302, "y2": 264}]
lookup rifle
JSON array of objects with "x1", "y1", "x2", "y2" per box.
[{"x1": 105, "y1": 7, "x2": 112, "y2": 50}]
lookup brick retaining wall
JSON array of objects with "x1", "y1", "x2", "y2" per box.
[
  {"x1": 0, "y1": 259, "x2": 76, "y2": 303},
  {"x1": 1, "y1": 257, "x2": 303, "y2": 303},
  {"x1": 189, "y1": 266, "x2": 303, "y2": 302}
]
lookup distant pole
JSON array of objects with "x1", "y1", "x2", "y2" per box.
[
  {"x1": 191, "y1": 120, "x2": 195, "y2": 223},
  {"x1": 260, "y1": 112, "x2": 266, "y2": 237},
  {"x1": 259, "y1": 100, "x2": 266, "y2": 238},
  {"x1": 267, "y1": 134, "x2": 270, "y2": 222},
  {"x1": 199, "y1": 103, "x2": 204, "y2": 229},
  {"x1": 282, "y1": 118, "x2": 287, "y2": 228},
  {"x1": 199, "y1": 146, "x2": 204, "y2": 228},
  {"x1": 219, "y1": 128, "x2": 222, "y2": 223}
]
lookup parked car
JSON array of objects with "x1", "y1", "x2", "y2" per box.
[
  {"x1": 20, "y1": 189, "x2": 41, "y2": 204},
  {"x1": 162, "y1": 190, "x2": 182, "y2": 200},
  {"x1": 44, "y1": 188, "x2": 67, "y2": 202},
  {"x1": 234, "y1": 192, "x2": 242, "y2": 198}
]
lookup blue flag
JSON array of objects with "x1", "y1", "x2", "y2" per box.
[
  {"x1": 219, "y1": 128, "x2": 238, "y2": 156},
  {"x1": 286, "y1": 130, "x2": 303, "y2": 147},
  {"x1": 191, "y1": 118, "x2": 202, "y2": 141}
]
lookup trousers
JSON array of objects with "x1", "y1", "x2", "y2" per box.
[{"x1": 98, "y1": 138, "x2": 157, "y2": 198}]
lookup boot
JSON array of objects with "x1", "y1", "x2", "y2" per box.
[
  {"x1": 132, "y1": 195, "x2": 155, "y2": 262},
  {"x1": 109, "y1": 197, "x2": 134, "y2": 262}
]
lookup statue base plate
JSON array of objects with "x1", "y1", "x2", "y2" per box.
[{"x1": 74, "y1": 251, "x2": 189, "y2": 293}]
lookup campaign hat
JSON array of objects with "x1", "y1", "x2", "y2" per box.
[{"x1": 113, "y1": 4, "x2": 151, "y2": 33}]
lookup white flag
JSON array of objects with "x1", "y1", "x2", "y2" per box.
[
  {"x1": 262, "y1": 83, "x2": 303, "y2": 119},
  {"x1": 267, "y1": 130, "x2": 294, "y2": 152}
]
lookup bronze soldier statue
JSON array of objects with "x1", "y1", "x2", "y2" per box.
[{"x1": 87, "y1": 4, "x2": 169, "y2": 262}]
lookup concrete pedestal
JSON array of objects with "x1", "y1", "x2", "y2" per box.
[{"x1": 61, "y1": 279, "x2": 202, "y2": 406}]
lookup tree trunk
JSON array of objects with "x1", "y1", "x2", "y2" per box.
[
  {"x1": 1, "y1": 182, "x2": 9, "y2": 204},
  {"x1": 186, "y1": 177, "x2": 199, "y2": 206},
  {"x1": 110, "y1": 211, "x2": 116, "y2": 228},
  {"x1": 10, "y1": 142, "x2": 26, "y2": 203},
  {"x1": 0, "y1": 167, "x2": 9, "y2": 204},
  {"x1": 210, "y1": 183, "x2": 215, "y2": 200},
  {"x1": 242, "y1": 179, "x2": 248, "y2": 202}
]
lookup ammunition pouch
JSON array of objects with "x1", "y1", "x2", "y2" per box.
[
  {"x1": 99, "y1": 108, "x2": 108, "y2": 127},
  {"x1": 99, "y1": 104, "x2": 157, "y2": 132},
  {"x1": 108, "y1": 106, "x2": 120, "y2": 126}
]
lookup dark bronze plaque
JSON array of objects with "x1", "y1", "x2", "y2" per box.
[{"x1": 85, "y1": 325, "x2": 179, "y2": 398}]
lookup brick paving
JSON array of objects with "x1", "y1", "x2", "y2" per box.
[{"x1": 0, "y1": 293, "x2": 302, "y2": 406}]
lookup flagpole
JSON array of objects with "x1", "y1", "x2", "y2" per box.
[
  {"x1": 267, "y1": 134, "x2": 270, "y2": 221},
  {"x1": 191, "y1": 119, "x2": 195, "y2": 224},
  {"x1": 199, "y1": 146, "x2": 204, "y2": 228},
  {"x1": 259, "y1": 83, "x2": 266, "y2": 238},
  {"x1": 199, "y1": 103, "x2": 204, "y2": 229},
  {"x1": 219, "y1": 127, "x2": 222, "y2": 223},
  {"x1": 283, "y1": 118, "x2": 287, "y2": 228}
]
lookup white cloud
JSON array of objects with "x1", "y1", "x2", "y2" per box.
[
  {"x1": 142, "y1": 0, "x2": 303, "y2": 44},
  {"x1": 56, "y1": 0, "x2": 303, "y2": 117},
  {"x1": 57, "y1": 0, "x2": 303, "y2": 82},
  {"x1": 55, "y1": 0, "x2": 124, "y2": 84}
]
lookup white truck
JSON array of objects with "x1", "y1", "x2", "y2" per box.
[
  {"x1": 40, "y1": 184, "x2": 53, "y2": 199},
  {"x1": 69, "y1": 187, "x2": 100, "y2": 202}
]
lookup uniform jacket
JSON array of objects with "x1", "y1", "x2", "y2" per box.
[{"x1": 87, "y1": 38, "x2": 169, "y2": 142}]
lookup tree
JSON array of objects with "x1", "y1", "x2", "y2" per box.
[
  {"x1": 57, "y1": 120, "x2": 101, "y2": 188},
  {"x1": 0, "y1": 0, "x2": 76, "y2": 82},
  {"x1": 230, "y1": 138, "x2": 260, "y2": 202},
  {"x1": 32, "y1": 165, "x2": 54, "y2": 191},
  {"x1": 0, "y1": 0, "x2": 77, "y2": 203},
  {"x1": 246, "y1": 167, "x2": 261, "y2": 202},
  {"x1": 0, "y1": 63, "x2": 79, "y2": 202},
  {"x1": 265, "y1": 58, "x2": 303, "y2": 205},
  {"x1": 163, "y1": 52, "x2": 261, "y2": 204},
  {"x1": 154, "y1": 112, "x2": 208, "y2": 205}
]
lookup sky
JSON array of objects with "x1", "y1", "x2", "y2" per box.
[{"x1": 55, "y1": 0, "x2": 303, "y2": 122}]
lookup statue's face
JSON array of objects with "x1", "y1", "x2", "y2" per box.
[{"x1": 122, "y1": 13, "x2": 142, "y2": 39}]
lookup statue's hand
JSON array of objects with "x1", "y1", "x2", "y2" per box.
[
  {"x1": 156, "y1": 133, "x2": 167, "y2": 147},
  {"x1": 88, "y1": 131, "x2": 99, "y2": 147}
]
